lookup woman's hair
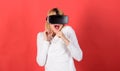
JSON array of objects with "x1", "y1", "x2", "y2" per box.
[{"x1": 45, "y1": 8, "x2": 64, "y2": 31}]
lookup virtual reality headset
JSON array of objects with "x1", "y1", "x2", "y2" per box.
[{"x1": 46, "y1": 15, "x2": 68, "y2": 24}]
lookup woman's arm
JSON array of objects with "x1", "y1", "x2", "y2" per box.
[
  {"x1": 36, "y1": 32, "x2": 50, "y2": 66},
  {"x1": 66, "y1": 27, "x2": 83, "y2": 61},
  {"x1": 59, "y1": 26, "x2": 83, "y2": 62}
]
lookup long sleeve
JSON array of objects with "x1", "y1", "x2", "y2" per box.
[
  {"x1": 66, "y1": 27, "x2": 83, "y2": 62},
  {"x1": 36, "y1": 32, "x2": 50, "y2": 66}
]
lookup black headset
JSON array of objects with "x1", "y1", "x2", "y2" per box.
[{"x1": 46, "y1": 8, "x2": 68, "y2": 24}]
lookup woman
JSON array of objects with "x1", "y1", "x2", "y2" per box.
[{"x1": 36, "y1": 8, "x2": 83, "y2": 71}]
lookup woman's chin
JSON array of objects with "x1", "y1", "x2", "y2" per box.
[
  {"x1": 53, "y1": 30, "x2": 59, "y2": 33},
  {"x1": 53, "y1": 30, "x2": 58, "y2": 33}
]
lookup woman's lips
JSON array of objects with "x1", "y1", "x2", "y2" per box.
[{"x1": 54, "y1": 25, "x2": 60, "y2": 30}]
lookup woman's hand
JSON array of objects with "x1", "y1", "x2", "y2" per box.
[
  {"x1": 43, "y1": 30, "x2": 53, "y2": 41},
  {"x1": 56, "y1": 31, "x2": 70, "y2": 46},
  {"x1": 56, "y1": 31, "x2": 64, "y2": 38}
]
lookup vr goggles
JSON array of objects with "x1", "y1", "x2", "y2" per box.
[{"x1": 46, "y1": 15, "x2": 68, "y2": 24}]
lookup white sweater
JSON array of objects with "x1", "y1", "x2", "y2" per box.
[{"x1": 36, "y1": 26, "x2": 83, "y2": 71}]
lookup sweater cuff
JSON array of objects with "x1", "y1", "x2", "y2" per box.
[{"x1": 43, "y1": 40, "x2": 50, "y2": 45}]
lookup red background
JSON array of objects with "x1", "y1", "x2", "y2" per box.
[{"x1": 0, "y1": 0, "x2": 120, "y2": 71}]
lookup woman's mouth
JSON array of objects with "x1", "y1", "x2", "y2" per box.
[{"x1": 54, "y1": 25, "x2": 60, "y2": 30}]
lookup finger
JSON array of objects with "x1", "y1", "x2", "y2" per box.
[{"x1": 56, "y1": 33, "x2": 60, "y2": 38}]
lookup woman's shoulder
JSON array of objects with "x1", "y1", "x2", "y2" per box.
[
  {"x1": 62, "y1": 25, "x2": 75, "y2": 32},
  {"x1": 37, "y1": 32, "x2": 44, "y2": 38},
  {"x1": 61, "y1": 25, "x2": 75, "y2": 37}
]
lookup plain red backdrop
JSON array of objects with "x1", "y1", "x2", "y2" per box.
[{"x1": 0, "y1": 0, "x2": 120, "y2": 71}]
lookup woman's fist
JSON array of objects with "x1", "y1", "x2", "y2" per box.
[{"x1": 43, "y1": 30, "x2": 53, "y2": 41}]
